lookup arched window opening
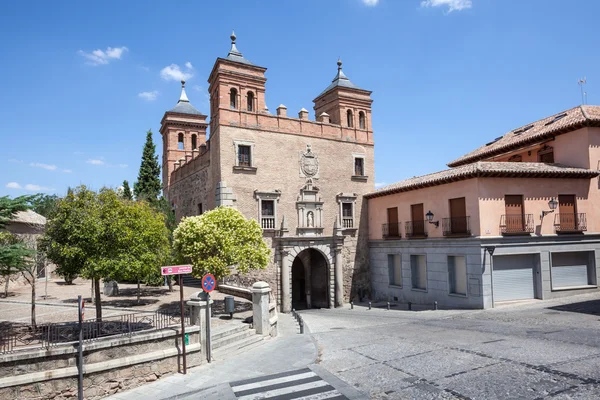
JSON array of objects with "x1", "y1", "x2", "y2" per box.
[
  {"x1": 177, "y1": 133, "x2": 184, "y2": 150},
  {"x1": 230, "y1": 88, "x2": 238, "y2": 109},
  {"x1": 346, "y1": 110, "x2": 353, "y2": 128},
  {"x1": 247, "y1": 91, "x2": 254, "y2": 112},
  {"x1": 359, "y1": 111, "x2": 366, "y2": 129},
  {"x1": 191, "y1": 134, "x2": 197, "y2": 150}
]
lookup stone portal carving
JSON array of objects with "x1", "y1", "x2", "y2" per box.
[{"x1": 296, "y1": 179, "x2": 324, "y2": 236}]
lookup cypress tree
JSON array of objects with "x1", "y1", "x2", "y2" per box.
[
  {"x1": 134, "y1": 130, "x2": 162, "y2": 202},
  {"x1": 122, "y1": 180, "x2": 133, "y2": 201}
]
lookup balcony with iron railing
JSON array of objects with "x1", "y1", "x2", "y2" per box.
[
  {"x1": 554, "y1": 213, "x2": 587, "y2": 233},
  {"x1": 382, "y1": 222, "x2": 401, "y2": 239},
  {"x1": 261, "y1": 216, "x2": 276, "y2": 230},
  {"x1": 499, "y1": 214, "x2": 534, "y2": 235},
  {"x1": 442, "y1": 216, "x2": 471, "y2": 237},
  {"x1": 405, "y1": 220, "x2": 427, "y2": 238}
]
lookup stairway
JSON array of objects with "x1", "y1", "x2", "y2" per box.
[{"x1": 212, "y1": 322, "x2": 266, "y2": 360}]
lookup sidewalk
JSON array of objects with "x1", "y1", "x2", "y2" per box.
[{"x1": 104, "y1": 313, "x2": 318, "y2": 400}]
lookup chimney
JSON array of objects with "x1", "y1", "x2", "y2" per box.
[
  {"x1": 276, "y1": 104, "x2": 287, "y2": 117},
  {"x1": 298, "y1": 108, "x2": 309, "y2": 120},
  {"x1": 318, "y1": 112, "x2": 330, "y2": 123}
]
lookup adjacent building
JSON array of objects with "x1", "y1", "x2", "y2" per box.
[{"x1": 367, "y1": 106, "x2": 600, "y2": 308}]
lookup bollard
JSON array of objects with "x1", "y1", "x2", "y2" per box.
[
  {"x1": 434, "y1": 301, "x2": 438, "y2": 310},
  {"x1": 408, "y1": 301, "x2": 412, "y2": 311},
  {"x1": 368, "y1": 301, "x2": 372, "y2": 310},
  {"x1": 350, "y1": 301, "x2": 354, "y2": 309},
  {"x1": 299, "y1": 319, "x2": 304, "y2": 334},
  {"x1": 387, "y1": 302, "x2": 390, "y2": 311}
]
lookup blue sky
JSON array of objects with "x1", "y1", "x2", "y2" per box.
[{"x1": 1, "y1": 0, "x2": 599, "y2": 196}]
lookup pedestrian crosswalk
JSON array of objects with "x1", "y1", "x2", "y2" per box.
[{"x1": 229, "y1": 367, "x2": 348, "y2": 400}]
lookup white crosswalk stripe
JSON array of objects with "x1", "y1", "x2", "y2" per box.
[{"x1": 230, "y1": 368, "x2": 347, "y2": 400}]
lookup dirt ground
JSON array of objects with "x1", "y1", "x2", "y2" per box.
[{"x1": 0, "y1": 278, "x2": 253, "y2": 328}]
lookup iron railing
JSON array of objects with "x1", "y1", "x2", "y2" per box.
[
  {"x1": 405, "y1": 220, "x2": 427, "y2": 238},
  {"x1": 500, "y1": 214, "x2": 534, "y2": 234},
  {"x1": 554, "y1": 213, "x2": 587, "y2": 233},
  {"x1": 442, "y1": 216, "x2": 471, "y2": 236},
  {"x1": 0, "y1": 310, "x2": 189, "y2": 354},
  {"x1": 382, "y1": 223, "x2": 401, "y2": 239},
  {"x1": 261, "y1": 217, "x2": 276, "y2": 229}
]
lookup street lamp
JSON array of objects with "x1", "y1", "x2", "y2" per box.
[
  {"x1": 541, "y1": 198, "x2": 558, "y2": 219},
  {"x1": 425, "y1": 210, "x2": 439, "y2": 227}
]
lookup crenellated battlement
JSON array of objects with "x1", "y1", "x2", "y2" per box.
[{"x1": 170, "y1": 140, "x2": 211, "y2": 185}]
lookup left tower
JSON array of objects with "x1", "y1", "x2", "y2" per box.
[{"x1": 160, "y1": 80, "x2": 208, "y2": 195}]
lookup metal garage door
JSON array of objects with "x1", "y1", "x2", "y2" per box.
[
  {"x1": 551, "y1": 252, "x2": 592, "y2": 289},
  {"x1": 493, "y1": 254, "x2": 535, "y2": 302}
]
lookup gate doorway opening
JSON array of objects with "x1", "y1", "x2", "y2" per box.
[{"x1": 291, "y1": 248, "x2": 329, "y2": 310}]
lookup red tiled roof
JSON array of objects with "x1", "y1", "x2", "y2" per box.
[
  {"x1": 365, "y1": 162, "x2": 599, "y2": 199},
  {"x1": 448, "y1": 105, "x2": 600, "y2": 167}
]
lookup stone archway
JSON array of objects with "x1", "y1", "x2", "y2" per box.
[{"x1": 291, "y1": 248, "x2": 329, "y2": 310}]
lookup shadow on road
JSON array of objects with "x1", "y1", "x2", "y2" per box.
[{"x1": 547, "y1": 299, "x2": 600, "y2": 316}]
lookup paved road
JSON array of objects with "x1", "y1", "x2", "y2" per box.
[{"x1": 301, "y1": 293, "x2": 600, "y2": 399}]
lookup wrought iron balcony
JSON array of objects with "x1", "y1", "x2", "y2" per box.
[
  {"x1": 554, "y1": 213, "x2": 587, "y2": 233},
  {"x1": 499, "y1": 214, "x2": 534, "y2": 235},
  {"x1": 442, "y1": 216, "x2": 471, "y2": 237},
  {"x1": 405, "y1": 220, "x2": 427, "y2": 238},
  {"x1": 382, "y1": 222, "x2": 401, "y2": 239}
]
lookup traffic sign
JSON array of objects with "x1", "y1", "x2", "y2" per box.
[
  {"x1": 161, "y1": 265, "x2": 192, "y2": 276},
  {"x1": 202, "y1": 274, "x2": 216, "y2": 293}
]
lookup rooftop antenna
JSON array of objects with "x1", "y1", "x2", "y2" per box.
[{"x1": 578, "y1": 77, "x2": 587, "y2": 105}]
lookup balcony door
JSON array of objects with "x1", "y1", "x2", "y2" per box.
[
  {"x1": 387, "y1": 207, "x2": 399, "y2": 237},
  {"x1": 505, "y1": 195, "x2": 524, "y2": 232},
  {"x1": 449, "y1": 197, "x2": 467, "y2": 234},
  {"x1": 411, "y1": 203, "x2": 425, "y2": 236},
  {"x1": 558, "y1": 195, "x2": 576, "y2": 231}
]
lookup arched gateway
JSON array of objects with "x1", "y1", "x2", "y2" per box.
[{"x1": 292, "y1": 248, "x2": 329, "y2": 309}]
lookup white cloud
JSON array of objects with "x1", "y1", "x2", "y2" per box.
[
  {"x1": 6, "y1": 182, "x2": 22, "y2": 189},
  {"x1": 160, "y1": 63, "x2": 193, "y2": 81},
  {"x1": 375, "y1": 182, "x2": 387, "y2": 189},
  {"x1": 362, "y1": 0, "x2": 379, "y2": 5},
  {"x1": 138, "y1": 91, "x2": 159, "y2": 101},
  {"x1": 24, "y1": 184, "x2": 55, "y2": 192},
  {"x1": 87, "y1": 159, "x2": 105, "y2": 165},
  {"x1": 119, "y1": 164, "x2": 128, "y2": 168},
  {"x1": 63, "y1": 169, "x2": 72, "y2": 173},
  {"x1": 29, "y1": 162, "x2": 57, "y2": 171},
  {"x1": 78, "y1": 46, "x2": 128, "y2": 66},
  {"x1": 421, "y1": 0, "x2": 472, "y2": 12},
  {"x1": 185, "y1": 61, "x2": 193, "y2": 69}
]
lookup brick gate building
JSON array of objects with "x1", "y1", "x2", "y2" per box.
[{"x1": 161, "y1": 33, "x2": 374, "y2": 312}]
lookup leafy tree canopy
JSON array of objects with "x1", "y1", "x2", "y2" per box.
[
  {"x1": 173, "y1": 206, "x2": 270, "y2": 280},
  {"x1": 30, "y1": 194, "x2": 60, "y2": 219},
  {"x1": 0, "y1": 195, "x2": 35, "y2": 229},
  {"x1": 134, "y1": 130, "x2": 161, "y2": 202}
]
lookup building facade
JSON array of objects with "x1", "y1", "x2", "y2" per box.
[
  {"x1": 162, "y1": 33, "x2": 374, "y2": 312},
  {"x1": 367, "y1": 106, "x2": 600, "y2": 308}
]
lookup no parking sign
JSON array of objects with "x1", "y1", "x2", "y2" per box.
[{"x1": 202, "y1": 274, "x2": 216, "y2": 293}]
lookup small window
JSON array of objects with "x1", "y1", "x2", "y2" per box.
[
  {"x1": 359, "y1": 111, "x2": 366, "y2": 129},
  {"x1": 342, "y1": 203, "x2": 353, "y2": 228},
  {"x1": 238, "y1": 145, "x2": 251, "y2": 167},
  {"x1": 354, "y1": 157, "x2": 364, "y2": 176},
  {"x1": 411, "y1": 255, "x2": 427, "y2": 290},
  {"x1": 230, "y1": 88, "x2": 238, "y2": 109},
  {"x1": 388, "y1": 254, "x2": 402, "y2": 286},
  {"x1": 247, "y1": 91, "x2": 254, "y2": 112},
  {"x1": 346, "y1": 110, "x2": 353, "y2": 128},
  {"x1": 191, "y1": 134, "x2": 197, "y2": 150},
  {"x1": 178, "y1": 133, "x2": 184, "y2": 150},
  {"x1": 197, "y1": 203, "x2": 203, "y2": 215},
  {"x1": 260, "y1": 200, "x2": 275, "y2": 229},
  {"x1": 448, "y1": 256, "x2": 467, "y2": 295},
  {"x1": 538, "y1": 145, "x2": 554, "y2": 163}
]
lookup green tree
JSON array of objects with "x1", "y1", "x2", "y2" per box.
[
  {"x1": 134, "y1": 130, "x2": 161, "y2": 202},
  {"x1": 0, "y1": 195, "x2": 33, "y2": 228},
  {"x1": 173, "y1": 207, "x2": 270, "y2": 280},
  {"x1": 31, "y1": 194, "x2": 60, "y2": 218},
  {"x1": 0, "y1": 232, "x2": 35, "y2": 297},
  {"x1": 121, "y1": 180, "x2": 133, "y2": 201}
]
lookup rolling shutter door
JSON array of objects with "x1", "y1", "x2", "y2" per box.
[
  {"x1": 493, "y1": 254, "x2": 535, "y2": 302},
  {"x1": 551, "y1": 252, "x2": 591, "y2": 289}
]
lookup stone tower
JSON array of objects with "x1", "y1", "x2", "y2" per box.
[{"x1": 159, "y1": 81, "x2": 208, "y2": 193}]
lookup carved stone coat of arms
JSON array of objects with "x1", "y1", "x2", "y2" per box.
[{"x1": 299, "y1": 144, "x2": 319, "y2": 178}]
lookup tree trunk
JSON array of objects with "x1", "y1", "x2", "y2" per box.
[
  {"x1": 167, "y1": 276, "x2": 173, "y2": 292},
  {"x1": 4, "y1": 277, "x2": 9, "y2": 298},
  {"x1": 91, "y1": 279, "x2": 95, "y2": 304},
  {"x1": 94, "y1": 278, "x2": 102, "y2": 322},
  {"x1": 137, "y1": 278, "x2": 141, "y2": 304},
  {"x1": 31, "y1": 277, "x2": 36, "y2": 330}
]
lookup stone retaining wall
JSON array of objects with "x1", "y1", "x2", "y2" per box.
[{"x1": 0, "y1": 326, "x2": 201, "y2": 399}]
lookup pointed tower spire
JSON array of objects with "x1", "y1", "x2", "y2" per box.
[
  {"x1": 225, "y1": 30, "x2": 253, "y2": 65},
  {"x1": 179, "y1": 80, "x2": 189, "y2": 103}
]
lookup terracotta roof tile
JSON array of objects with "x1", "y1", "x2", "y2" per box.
[
  {"x1": 365, "y1": 162, "x2": 599, "y2": 199},
  {"x1": 448, "y1": 105, "x2": 600, "y2": 167}
]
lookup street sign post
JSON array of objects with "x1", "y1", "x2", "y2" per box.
[
  {"x1": 160, "y1": 265, "x2": 192, "y2": 374},
  {"x1": 201, "y1": 274, "x2": 215, "y2": 363},
  {"x1": 77, "y1": 295, "x2": 84, "y2": 400}
]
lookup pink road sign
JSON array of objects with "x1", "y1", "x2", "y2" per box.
[{"x1": 161, "y1": 265, "x2": 193, "y2": 276}]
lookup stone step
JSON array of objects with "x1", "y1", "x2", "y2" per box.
[
  {"x1": 212, "y1": 334, "x2": 265, "y2": 360},
  {"x1": 211, "y1": 322, "x2": 251, "y2": 342},
  {"x1": 212, "y1": 327, "x2": 256, "y2": 349}
]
